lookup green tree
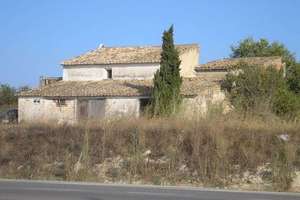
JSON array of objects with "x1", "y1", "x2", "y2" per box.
[
  {"x1": 272, "y1": 86, "x2": 300, "y2": 120},
  {"x1": 0, "y1": 83, "x2": 17, "y2": 106},
  {"x1": 231, "y1": 38, "x2": 296, "y2": 67},
  {"x1": 151, "y1": 25, "x2": 182, "y2": 116},
  {"x1": 231, "y1": 37, "x2": 300, "y2": 95},
  {"x1": 222, "y1": 62, "x2": 300, "y2": 119},
  {"x1": 221, "y1": 63, "x2": 285, "y2": 114},
  {"x1": 287, "y1": 63, "x2": 300, "y2": 94}
]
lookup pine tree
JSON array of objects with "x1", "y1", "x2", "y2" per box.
[{"x1": 151, "y1": 25, "x2": 182, "y2": 116}]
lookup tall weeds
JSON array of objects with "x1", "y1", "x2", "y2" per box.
[{"x1": 0, "y1": 115, "x2": 299, "y2": 191}]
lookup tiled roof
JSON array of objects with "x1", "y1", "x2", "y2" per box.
[
  {"x1": 62, "y1": 44, "x2": 198, "y2": 65},
  {"x1": 196, "y1": 56, "x2": 283, "y2": 71},
  {"x1": 18, "y1": 77, "x2": 220, "y2": 98}
]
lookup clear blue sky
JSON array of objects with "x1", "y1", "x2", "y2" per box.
[{"x1": 1, "y1": 0, "x2": 299, "y2": 87}]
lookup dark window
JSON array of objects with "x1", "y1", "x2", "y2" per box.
[
  {"x1": 54, "y1": 99, "x2": 66, "y2": 106},
  {"x1": 140, "y1": 98, "x2": 151, "y2": 113},
  {"x1": 33, "y1": 98, "x2": 40, "y2": 103},
  {"x1": 107, "y1": 69, "x2": 112, "y2": 79}
]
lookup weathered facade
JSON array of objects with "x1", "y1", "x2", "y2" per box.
[
  {"x1": 18, "y1": 96, "x2": 142, "y2": 124},
  {"x1": 62, "y1": 44, "x2": 199, "y2": 80},
  {"x1": 18, "y1": 44, "x2": 283, "y2": 124},
  {"x1": 18, "y1": 77, "x2": 223, "y2": 123},
  {"x1": 195, "y1": 56, "x2": 284, "y2": 79},
  {"x1": 63, "y1": 63, "x2": 161, "y2": 81},
  {"x1": 18, "y1": 97, "x2": 76, "y2": 124}
]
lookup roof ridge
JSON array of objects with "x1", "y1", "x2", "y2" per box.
[
  {"x1": 203, "y1": 56, "x2": 282, "y2": 65},
  {"x1": 96, "y1": 43, "x2": 199, "y2": 49},
  {"x1": 62, "y1": 43, "x2": 199, "y2": 65}
]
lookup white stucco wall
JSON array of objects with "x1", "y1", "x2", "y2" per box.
[
  {"x1": 18, "y1": 97, "x2": 141, "y2": 123},
  {"x1": 18, "y1": 97, "x2": 77, "y2": 124},
  {"x1": 112, "y1": 63, "x2": 160, "y2": 80},
  {"x1": 62, "y1": 48, "x2": 200, "y2": 81},
  {"x1": 105, "y1": 98, "x2": 140, "y2": 118},
  {"x1": 63, "y1": 65, "x2": 108, "y2": 81},
  {"x1": 19, "y1": 90, "x2": 228, "y2": 124},
  {"x1": 18, "y1": 97, "x2": 44, "y2": 123},
  {"x1": 63, "y1": 63, "x2": 160, "y2": 81}
]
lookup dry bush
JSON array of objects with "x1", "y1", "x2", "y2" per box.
[{"x1": 0, "y1": 114, "x2": 299, "y2": 191}]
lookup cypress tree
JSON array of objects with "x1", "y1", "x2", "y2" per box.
[{"x1": 151, "y1": 25, "x2": 182, "y2": 116}]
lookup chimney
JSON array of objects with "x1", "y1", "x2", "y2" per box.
[{"x1": 40, "y1": 76, "x2": 62, "y2": 87}]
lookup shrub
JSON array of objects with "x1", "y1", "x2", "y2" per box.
[
  {"x1": 0, "y1": 84, "x2": 17, "y2": 107},
  {"x1": 221, "y1": 63, "x2": 284, "y2": 114},
  {"x1": 287, "y1": 63, "x2": 300, "y2": 94},
  {"x1": 272, "y1": 87, "x2": 300, "y2": 120},
  {"x1": 221, "y1": 63, "x2": 300, "y2": 120},
  {"x1": 231, "y1": 37, "x2": 296, "y2": 70}
]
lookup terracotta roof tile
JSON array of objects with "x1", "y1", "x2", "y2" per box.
[
  {"x1": 18, "y1": 77, "x2": 220, "y2": 98},
  {"x1": 62, "y1": 44, "x2": 198, "y2": 65},
  {"x1": 196, "y1": 56, "x2": 283, "y2": 71}
]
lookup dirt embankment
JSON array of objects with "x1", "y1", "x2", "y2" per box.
[{"x1": 0, "y1": 116, "x2": 300, "y2": 192}]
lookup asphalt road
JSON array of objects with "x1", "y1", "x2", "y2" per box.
[{"x1": 0, "y1": 179, "x2": 299, "y2": 200}]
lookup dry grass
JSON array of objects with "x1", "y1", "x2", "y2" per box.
[{"x1": 0, "y1": 114, "x2": 299, "y2": 191}]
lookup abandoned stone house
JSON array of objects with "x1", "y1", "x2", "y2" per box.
[{"x1": 18, "y1": 44, "x2": 284, "y2": 124}]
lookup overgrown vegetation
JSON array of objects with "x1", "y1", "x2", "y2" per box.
[
  {"x1": 1, "y1": 34, "x2": 300, "y2": 192},
  {"x1": 0, "y1": 84, "x2": 18, "y2": 113},
  {"x1": 0, "y1": 84, "x2": 17, "y2": 108},
  {"x1": 221, "y1": 63, "x2": 300, "y2": 119},
  {"x1": 231, "y1": 37, "x2": 296, "y2": 68},
  {"x1": 231, "y1": 37, "x2": 300, "y2": 95},
  {"x1": 287, "y1": 63, "x2": 300, "y2": 94},
  {"x1": 223, "y1": 38, "x2": 300, "y2": 120},
  {"x1": 0, "y1": 84, "x2": 30, "y2": 112},
  {"x1": 151, "y1": 25, "x2": 182, "y2": 116},
  {"x1": 0, "y1": 116, "x2": 299, "y2": 191}
]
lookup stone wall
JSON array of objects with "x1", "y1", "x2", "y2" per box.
[
  {"x1": 182, "y1": 85, "x2": 227, "y2": 117},
  {"x1": 76, "y1": 97, "x2": 140, "y2": 120},
  {"x1": 18, "y1": 97, "x2": 77, "y2": 124},
  {"x1": 19, "y1": 89, "x2": 226, "y2": 123},
  {"x1": 18, "y1": 97, "x2": 43, "y2": 123},
  {"x1": 196, "y1": 71, "x2": 227, "y2": 79},
  {"x1": 19, "y1": 97, "x2": 141, "y2": 123},
  {"x1": 105, "y1": 98, "x2": 140, "y2": 118}
]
